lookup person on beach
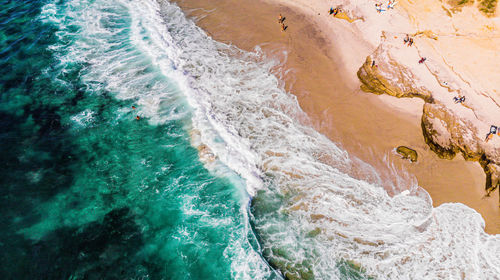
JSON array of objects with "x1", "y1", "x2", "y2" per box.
[
  {"x1": 375, "y1": 3, "x2": 385, "y2": 13},
  {"x1": 329, "y1": 8, "x2": 339, "y2": 16},
  {"x1": 485, "y1": 125, "x2": 498, "y2": 142},
  {"x1": 278, "y1": 14, "x2": 283, "y2": 23},
  {"x1": 453, "y1": 96, "x2": 465, "y2": 103},
  {"x1": 387, "y1": 0, "x2": 397, "y2": 9},
  {"x1": 403, "y1": 34, "x2": 409, "y2": 45},
  {"x1": 408, "y1": 38, "x2": 414, "y2": 46},
  {"x1": 418, "y1": 57, "x2": 426, "y2": 64},
  {"x1": 281, "y1": 23, "x2": 286, "y2": 32}
]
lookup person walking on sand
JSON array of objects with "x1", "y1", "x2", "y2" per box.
[
  {"x1": 485, "y1": 125, "x2": 498, "y2": 142},
  {"x1": 408, "y1": 38, "x2": 414, "y2": 46},
  {"x1": 281, "y1": 23, "x2": 286, "y2": 32},
  {"x1": 403, "y1": 34, "x2": 409, "y2": 45},
  {"x1": 278, "y1": 14, "x2": 283, "y2": 23}
]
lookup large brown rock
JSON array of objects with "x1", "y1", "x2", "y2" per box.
[
  {"x1": 357, "y1": 36, "x2": 500, "y2": 202},
  {"x1": 396, "y1": 146, "x2": 418, "y2": 162}
]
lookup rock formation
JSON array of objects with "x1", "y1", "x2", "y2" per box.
[
  {"x1": 358, "y1": 33, "x2": 500, "y2": 202},
  {"x1": 396, "y1": 146, "x2": 418, "y2": 162}
]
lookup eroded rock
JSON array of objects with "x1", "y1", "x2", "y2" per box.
[
  {"x1": 396, "y1": 146, "x2": 418, "y2": 162},
  {"x1": 357, "y1": 37, "x2": 434, "y2": 103},
  {"x1": 357, "y1": 34, "x2": 500, "y2": 202}
]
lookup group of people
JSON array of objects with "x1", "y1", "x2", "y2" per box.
[
  {"x1": 404, "y1": 33, "x2": 426, "y2": 66},
  {"x1": 485, "y1": 125, "x2": 499, "y2": 142},
  {"x1": 278, "y1": 14, "x2": 287, "y2": 32},
  {"x1": 403, "y1": 34, "x2": 414, "y2": 46},
  {"x1": 375, "y1": 0, "x2": 397, "y2": 13},
  {"x1": 328, "y1": 7, "x2": 341, "y2": 16}
]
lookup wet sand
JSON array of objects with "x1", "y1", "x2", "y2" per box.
[{"x1": 172, "y1": 0, "x2": 500, "y2": 233}]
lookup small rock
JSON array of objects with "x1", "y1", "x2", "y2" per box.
[{"x1": 396, "y1": 146, "x2": 418, "y2": 162}]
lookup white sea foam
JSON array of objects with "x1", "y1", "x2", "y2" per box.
[
  {"x1": 70, "y1": 109, "x2": 95, "y2": 127},
  {"x1": 40, "y1": 0, "x2": 278, "y2": 278},
  {"x1": 41, "y1": 0, "x2": 500, "y2": 279},
  {"x1": 129, "y1": 1, "x2": 500, "y2": 279}
]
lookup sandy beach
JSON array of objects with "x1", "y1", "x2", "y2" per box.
[{"x1": 172, "y1": 0, "x2": 500, "y2": 233}]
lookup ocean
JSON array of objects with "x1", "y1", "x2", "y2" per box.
[{"x1": 1, "y1": 0, "x2": 499, "y2": 279}]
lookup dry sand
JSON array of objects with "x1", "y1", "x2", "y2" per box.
[{"x1": 172, "y1": 0, "x2": 500, "y2": 233}]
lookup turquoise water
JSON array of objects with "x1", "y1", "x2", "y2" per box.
[
  {"x1": 2, "y1": 0, "x2": 500, "y2": 279},
  {"x1": 0, "y1": 0, "x2": 277, "y2": 278}
]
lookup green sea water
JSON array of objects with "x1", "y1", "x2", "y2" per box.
[{"x1": 0, "y1": 0, "x2": 277, "y2": 278}]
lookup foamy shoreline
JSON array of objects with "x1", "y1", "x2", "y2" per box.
[
  {"x1": 173, "y1": 0, "x2": 500, "y2": 233},
  {"x1": 165, "y1": 0, "x2": 500, "y2": 277}
]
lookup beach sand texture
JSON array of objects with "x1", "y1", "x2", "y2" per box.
[{"x1": 172, "y1": 0, "x2": 500, "y2": 233}]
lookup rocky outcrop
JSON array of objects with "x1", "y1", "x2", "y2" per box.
[
  {"x1": 358, "y1": 56, "x2": 433, "y2": 103},
  {"x1": 396, "y1": 146, "x2": 418, "y2": 162},
  {"x1": 478, "y1": 0, "x2": 498, "y2": 16},
  {"x1": 422, "y1": 103, "x2": 500, "y2": 196},
  {"x1": 357, "y1": 35, "x2": 500, "y2": 202}
]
